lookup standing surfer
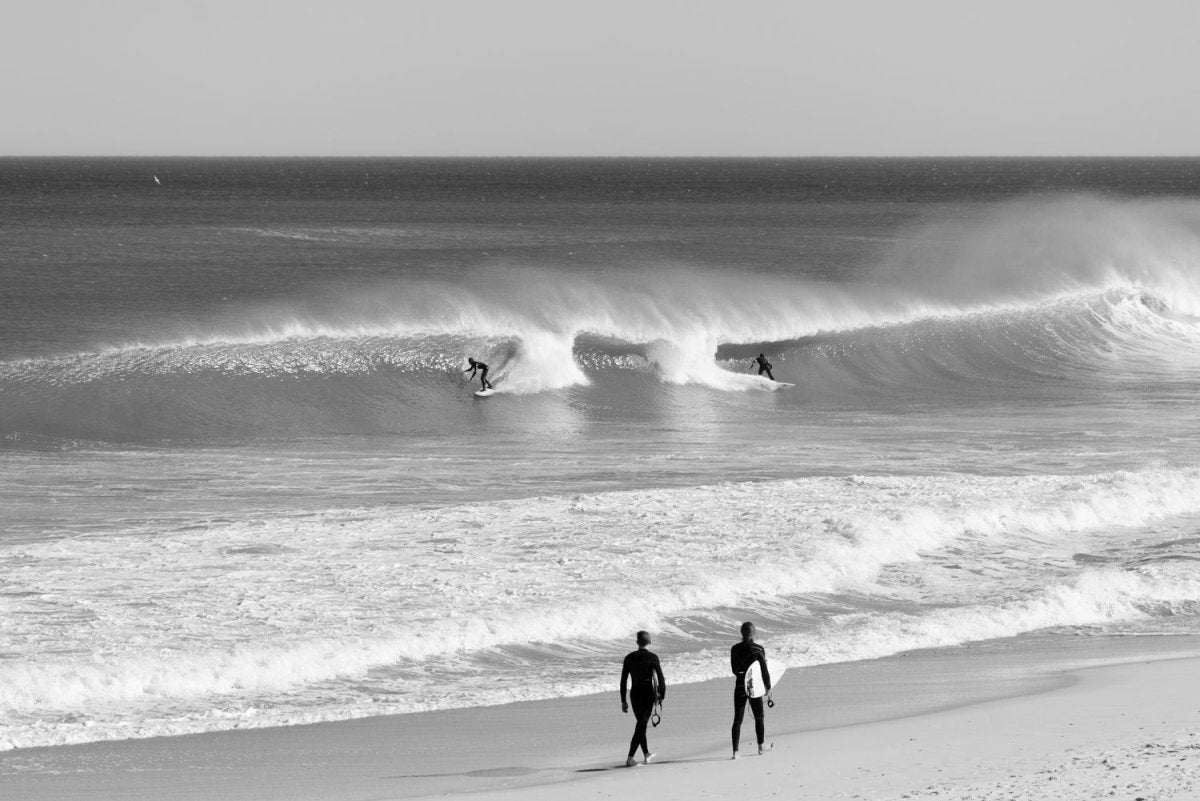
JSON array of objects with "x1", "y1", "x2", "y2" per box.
[
  {"x1": 730, "y1": 621, "x2": 770, "y2": 759},
  {"x1": 620, "y1": 630, "x2": 666, "y2": 767},
  {"x1": 751, "y1": 353, "x2": 775, "y2": 381},
  {"x1": 464, "y1": 357, "x2": 493, "y2": 390}
]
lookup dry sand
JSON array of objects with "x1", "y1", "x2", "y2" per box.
[{"x1": 4, "y1": 634, "x2": 1200, "y2": 800}]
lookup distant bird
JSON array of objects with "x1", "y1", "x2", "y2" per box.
[{"x1": 153, "y1": 175, "x2": 161, "y2": 185}]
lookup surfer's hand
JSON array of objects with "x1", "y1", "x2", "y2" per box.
[{"x1": 621, "y1": 701, "x2": 629, "y2": 713}]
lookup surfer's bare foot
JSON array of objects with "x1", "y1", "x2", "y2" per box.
[
  {"x1": 643, "y1": 752, "x2": 655, "y2": 764},
  {"x1": 625, "y1": 756, "x2": 638, "y2": 767},
  {"x1": 758, "y1": 743, "x2": 772, "y2": 755},
  {"x1": 732, "y1": 751, "x2": 740, "y2": 760}
]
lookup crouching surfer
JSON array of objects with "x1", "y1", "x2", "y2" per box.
[
  {"x1": 620, "y1": 630, "x2": 666, "y2": 766},
  {"x1": 464, "y1": 357, "x2": 493, "y2": 390},
  {"x1": 751, "y1": 353, "x2": 775, "y2": 381}
]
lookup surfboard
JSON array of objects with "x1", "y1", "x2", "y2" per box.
[
  {"x1": 744, "y1": 658, "x2": 785, "y2": 699},
  {"x1": 474, "y1": 388, "x2": 496, "y2": 397}
]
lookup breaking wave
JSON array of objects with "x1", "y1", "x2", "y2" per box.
[
  {"x1": 3, "y1": 195, "x2": 1200, "y2": 441},
  {"x1": 4, "y1": 467, "x2": 1200, "y2": 748}
]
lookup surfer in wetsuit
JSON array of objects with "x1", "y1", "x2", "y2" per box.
[
  {"x1": 730, "y1": 621, "x2": 770, "y2": 759},
  {"x1": 751, "y1": 353, "x2": 775, "y2": 381},
  {"x1": 620, "y1": 630, "x2": 666, "y2": 767},
  {"x1": 464, "y1": 357, "x2": 493, "y2": 390}
]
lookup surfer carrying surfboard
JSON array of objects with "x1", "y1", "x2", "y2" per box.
[
  {"x1": 730, "y1": 621, "x2": 771, "y2": 759},
  {"x1": 751, "y1": 353, "x2": 775, "y2": 381},
  {"x1": 464, "y1": 357, "x2": 493, "y2": 390},
  {"x1": 619, "y1": 630, "x2": 666, "y2": 767}
]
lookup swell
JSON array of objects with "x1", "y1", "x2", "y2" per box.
[
  {"x1": 2, "y1": 286, "x2": 1199, "y2": 442},
  {"x1": 760, "y1": 289, "x2": 1200, "y2": 402},
  {"x1": 6, "y1": 194, "x2": 1200, "y2": 440}
]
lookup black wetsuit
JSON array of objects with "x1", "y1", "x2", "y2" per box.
[
  {"x1": 730, "y1": 640, "x2": 770, "y2": 752},
  {"x1": 753, "y1": 355, "x2": 775, "y2": 381},
  {"x1": 620, "y1": 648, "x2": 666, "y2": 760},
  {"x1": 467, "y1": 361, "x2": 493, "y2": 389}
]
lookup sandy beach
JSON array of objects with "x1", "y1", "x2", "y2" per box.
[
  {"x1": 9, "y1": 4, "x2": 1200, "y2": 799},
  {"x1": 4, "y1": 634, "x2": 1200, "y2": 801}
]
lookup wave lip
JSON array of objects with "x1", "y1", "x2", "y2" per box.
[
  {"x1": 15, "y1": 191, "x2": 1200, "y2": 405},
  {"x1": 3, "y1": 281, "x2": 1200, "y2": 444}
]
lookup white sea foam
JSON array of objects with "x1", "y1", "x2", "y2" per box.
[
  {"x1": 774, "y1": 567, "x2": 1200, "y2": 668},
  {"x1": 635, "y1": 563, "x2": 1200, "y2": 684},
  {"x1": 4, "y1": 466, "x2": 1200, "y2": 748}
]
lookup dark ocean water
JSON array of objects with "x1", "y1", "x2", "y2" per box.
[{"x1": 4, "y1": 158, "x2": 1200, "y2": 749}]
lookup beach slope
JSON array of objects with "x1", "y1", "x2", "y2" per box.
[{"x1": 4, "y1": 635, "x2": 1200, "y2": 801}]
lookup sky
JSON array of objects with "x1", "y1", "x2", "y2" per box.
[{"x1": 3, "y1": 0, "x2": 1200, "y2": 157}]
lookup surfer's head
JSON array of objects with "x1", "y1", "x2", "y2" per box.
[
  {"x1": 467, "y1": 357, "x2": 476, "y2": 366},
  {"x1": 636, "y1": 630, "x2": 651, "y2": 647},
  {"x1": 740, "y1": 621, "x2": 755, "y2": 640}
]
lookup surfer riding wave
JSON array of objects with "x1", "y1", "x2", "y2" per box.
[
  {"x1": 465, "y1": 357, "x2": 493, "y2": 390},
  {"x1": 751, "y1": 353, "x2": 775, "y2": 381}
]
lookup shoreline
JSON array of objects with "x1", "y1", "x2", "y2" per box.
[{"x1": 5, "y1": 633, "x2": 1200, "y2": 800}]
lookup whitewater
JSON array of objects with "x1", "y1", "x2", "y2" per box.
[{"x1": 3, "y1": 158, "x2": 1200, "y2": 751}]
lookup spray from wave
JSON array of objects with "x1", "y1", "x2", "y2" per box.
[{"x1": 3, "y1": 196, "x2": 1200, "y2": 440}]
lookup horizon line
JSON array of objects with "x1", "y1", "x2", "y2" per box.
[{"x1": 4, "y1": 153, "x2": 1200, "y2": 160}]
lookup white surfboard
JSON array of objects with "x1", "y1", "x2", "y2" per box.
[
  {"x1": 474, "y1": 388, "x2": 496, "y2": 397},
  {"x1": 745, "y1": 658, "x2": 785, "y2": 699}
]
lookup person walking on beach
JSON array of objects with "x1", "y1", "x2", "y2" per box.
[
  {"x1": 730, "y1": 621, "x2": 770, "y2": 759},
  {"x1": 751, "y1": 353, "x2": 775, "y2": 381},
  {"x1": 620, "y1": 630, "x2": 666, "y2": 767},
  {"x1": 464, "y1": 357, "x2": 493, "y2": 390}
]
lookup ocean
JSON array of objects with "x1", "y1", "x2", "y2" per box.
[{"x1": 3, "y1": 157, "x2": 1200, "y2": 750}]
